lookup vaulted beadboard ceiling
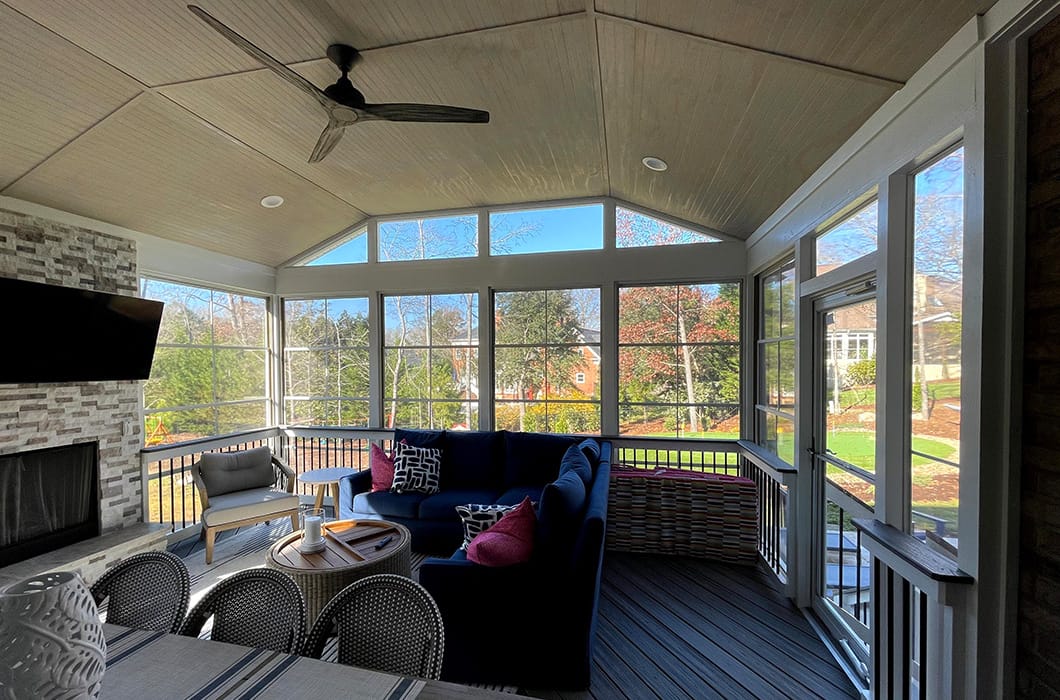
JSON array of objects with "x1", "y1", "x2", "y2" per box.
[{"x1": 0, "y1": 1, "x2": 995, "y2": 267}]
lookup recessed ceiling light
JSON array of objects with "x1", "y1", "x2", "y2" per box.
[
  {"x1": 642, "y1": 156, "x2": 668, "y2": 172},
  {"x1": 260, "y1": 195, "x2": 285, "y2": 208}
]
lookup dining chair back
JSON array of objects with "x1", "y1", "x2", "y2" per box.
[
  {"x1": 302, "y1": 574, "x2": 444, "y2": 679},
  {"x1": 90, "y1": 550, "x2": 190, "y2": 633},
  {"x1": 178, "y1": 568, "x2": 306, "y2": 653}
]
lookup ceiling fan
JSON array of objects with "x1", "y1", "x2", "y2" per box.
[{"x1": 187, "y1": 5, "x2": 490, "y2": 163}]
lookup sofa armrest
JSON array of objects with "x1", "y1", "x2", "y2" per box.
[{"x1": 337, "y1": 469, "x2": 372, "y2": 518}]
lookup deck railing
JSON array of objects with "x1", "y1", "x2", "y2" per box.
[
  {"x1": 853, "y1": 518, "x2": 973, "y2": 700},
  {"x1": 141, "y1": 429, "x2": 796, "y2": 583}
]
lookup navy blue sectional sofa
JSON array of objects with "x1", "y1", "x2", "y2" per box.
[{"x1": 338, "y1": 428, "x2": 611, "y2": 689}]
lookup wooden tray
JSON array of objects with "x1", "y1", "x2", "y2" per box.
[{"x1": 323, "y1": 521, "x2": 399, "y2": 561}]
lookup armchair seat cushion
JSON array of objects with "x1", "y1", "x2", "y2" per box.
[
  {"x1": 201, "y1": 488, "x2": 299, "y2": 528},
  {"x1": 418, "y1": 489, "x2": 501, "y2": 521},
  {"x1": 352, "y1": 490, "x2": 427, "y2": 519}
]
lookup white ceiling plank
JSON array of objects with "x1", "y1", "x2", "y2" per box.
[
  {"x1": 0, "y1": 3, "x2": 143, "y2": 190},
  {"x1": 599, "y1": 19, "x2": 896, "y2": 238},
  {"x1": 5, "y1": 93, "x2": 365, "y2": 266}
]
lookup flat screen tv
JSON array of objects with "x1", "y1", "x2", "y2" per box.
[{"x1": 0, "y1": 276, "x2": 164, "y2": 383}]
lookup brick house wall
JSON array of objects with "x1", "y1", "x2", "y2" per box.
[
  {"x1": 0, "y1": 207, "x2": 144, "y2": 531},
  {"x1": 1020, "y1": 17, "x2": 1060, "y2": 698}
]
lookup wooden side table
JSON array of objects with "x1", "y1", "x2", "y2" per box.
[
  {"x1": 265, "y1": 519, "x2": 411, "y2": 624},
  {"x1": 296, "y1": 466, "x2": 359, "y2": 516}
]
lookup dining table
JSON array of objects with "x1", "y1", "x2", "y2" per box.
[{"x1": 100, "y1": 623, "x2": 524, "y2": 699}]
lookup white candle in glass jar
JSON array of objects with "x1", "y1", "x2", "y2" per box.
[{"x1": 304, "y1": 515, "x2": 322, "y2": 543}]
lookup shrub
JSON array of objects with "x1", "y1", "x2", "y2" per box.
[{"x1": 844, "y1": 358, "x2": 876, "y2": 388}]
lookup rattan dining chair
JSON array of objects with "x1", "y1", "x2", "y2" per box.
[
  {"x1": 302, "y1": 574, "x2": 445, "y2": 679},
  {"x1": 90, "y1": 550, "x2": 190, "y2": 633},
  {"x1": 177, "y1": 568, "x2": 306, "y2": 653}
]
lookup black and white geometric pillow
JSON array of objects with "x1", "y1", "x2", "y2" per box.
[
  {"x1": 391, "y1": 443, "x2": 442, "y2": 494},
  {"x1": 455, "y1": 503, "x2": 517, "y2": 550}
]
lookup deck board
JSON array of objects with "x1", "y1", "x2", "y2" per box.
[{"x1": 522, "y1": 553, "x2": 858, "y2": 700}]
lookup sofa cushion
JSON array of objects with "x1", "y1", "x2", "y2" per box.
[
  {"x1": 393, "y1": 428, "x2": 445, "y2": 450},
  {"x1": 578, "y1": 438, "x2": 601, "y2": 467},
  {"x1": 536, "y1": 469, "x2": 586, "y2": 560},
  {"x1": 352, "y1": 490, "x2": 428, "y2": 520},
  {"x1": 494, "y1": 485, "x2": 544, "y2": 507},
  {"x1": 198, "y1": 446, "x2": 275, "y2": 497},
  {"x1": 455, "y1": 502, "x2": 518, "y2": 550},
  {"x1": 392, "y1": 443, "x2": 442, "y2": 494},
  {"x1": 559, "y1": 444, "x2": 592, "y2": 485},
  {"x1": 419, "y1": 489, "x2": 502, "y2": 522},
  {"x1": 202, "y1": 487, "x2": 298, "y2": 528},
  {"x1": 503, "y1": 432, "x2": 578, "y2": 487},
  {"x1": 370, "y1": 443, "x2": 396, "y2": 492},
  {"x1": 442, "y1": 430, "x2": 505, "y2": 490},
  {"x1": 467, "y1": 497, "x2": 536, "y2": 567}
]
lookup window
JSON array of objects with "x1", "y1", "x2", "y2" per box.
[
  {"x1": 616, "y1": 206, "x2": 719, "y2": 248},
  {"x1": 140, "y1": 278, "x2": 268, "y2": 444},
  {"x1": 816, "y1": 200, "x2": 878, "y2": 275},
  {"x1": 756, "y1": 262, "x2": 796, "y2": 463},
  {"x1": 493, "y1": 288, "x2": 601, "y2": 434},
  {"x1": 618, "y1": 283, "x2": 741, "y2": 438},
  {"x1": 283, "y1": 298, "x2": 370, "y2": 426},
  {"x1": 910, "y1": 146, "x2": 964, "y2": 554},
  {"x1": 379, "y1": 214, "x2": 477, "y2": 261},
  {"x1": 299, "y1": 227, "x2": 367, "y2": 266},
  {"x1": 384, "y1": 293, "x2": 478, "y2": 429},
  {"x1": 489, "y1": 204, "x2": 603, "y2": 255}
]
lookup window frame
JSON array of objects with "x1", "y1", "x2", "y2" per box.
[
  {"x1": 755, "y1": 259, "x2": 797, "y2": 463},
  {"x1": 617, "y1": 280, "x2": 743, "y2": 439},
  {"x1": 140, "y1": 276, "x2": 271, "y2": 443},
  {"x1": 281, "y1": 296, "x2": 372, "y2": 427}
]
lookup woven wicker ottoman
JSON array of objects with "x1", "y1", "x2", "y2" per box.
[
  {"x1": 266, "y1": 519, "x2": 412, "y2": 624},
  {"x1": 606, "y1": 467, "x2": 759, "y2": 564}
]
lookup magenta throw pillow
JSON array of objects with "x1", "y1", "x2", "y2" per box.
[
  {"x1": 467, "y1": 497, "x2": 536, "y2": 567},
  {"x1": 370, "y1": 442, "x2": 395, "y2": 492}
]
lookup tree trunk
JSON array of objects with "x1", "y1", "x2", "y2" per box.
[
  {"x1": 917, "y1": 318, "x2": 932, "y2": 420},
  {"x1": 678, "y1": 309, "x2": 700, "y2": 433}
]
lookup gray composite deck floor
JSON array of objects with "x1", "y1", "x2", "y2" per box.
[{"x1": 170, "y1": 523, "x2": 857, "y2": 700}]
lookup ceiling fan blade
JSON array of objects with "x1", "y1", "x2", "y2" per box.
[
  {"x1": 361, "y1": 103, "x2": 490, "y2": 123},
  {"x1": 309, "y1": 119, "x2": 346, "y2": 163},
  {"x1": 188, "y1": 5, "x2": 333, "y2": 110}
]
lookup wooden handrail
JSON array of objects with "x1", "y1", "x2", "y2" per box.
[{"x1": 853, "y1": 518, "x2": 972, "y2": 584}]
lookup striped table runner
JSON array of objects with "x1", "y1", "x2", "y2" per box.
[{"x1": 101, "y1": 625, "x2": 424, "y2": 700}]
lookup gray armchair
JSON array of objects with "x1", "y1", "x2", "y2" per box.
[{"x1": 191, "y1": 446, "x2": 299, "y2": 563}]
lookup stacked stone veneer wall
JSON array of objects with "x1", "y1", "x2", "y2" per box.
[{"x1": 0, "y1": 207, "x2": 143, "y2": 531}]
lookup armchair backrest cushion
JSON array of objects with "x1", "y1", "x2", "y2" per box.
[
  {"x1": 504, "y1": 432, "x2": 578, "y2": 488},
  {"x1": 197, "y1": 446, "x2": 275, "y2": 497},
  {"x1": 442, "y1": 430, "x2": 505, "y2": 490}
]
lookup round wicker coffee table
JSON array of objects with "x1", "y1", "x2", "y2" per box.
[{"x1": 265, "y1": 519, "x2": 411, "y2": 624}]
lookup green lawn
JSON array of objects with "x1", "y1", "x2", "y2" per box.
[{"x1": 838, "y1": 378, "x2": 961, "y2": 410}]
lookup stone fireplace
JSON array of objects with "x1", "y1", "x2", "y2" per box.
[{"x1": 0, "y1": 207, "x2": 164, "y2": 585}]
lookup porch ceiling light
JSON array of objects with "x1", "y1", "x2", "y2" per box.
[
  {"x1": 260, "y1": 195, "x2": 285, "y2": 208},
  {"x1": 642, "y1": 156, "x2": 668, "y2": 172}
]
